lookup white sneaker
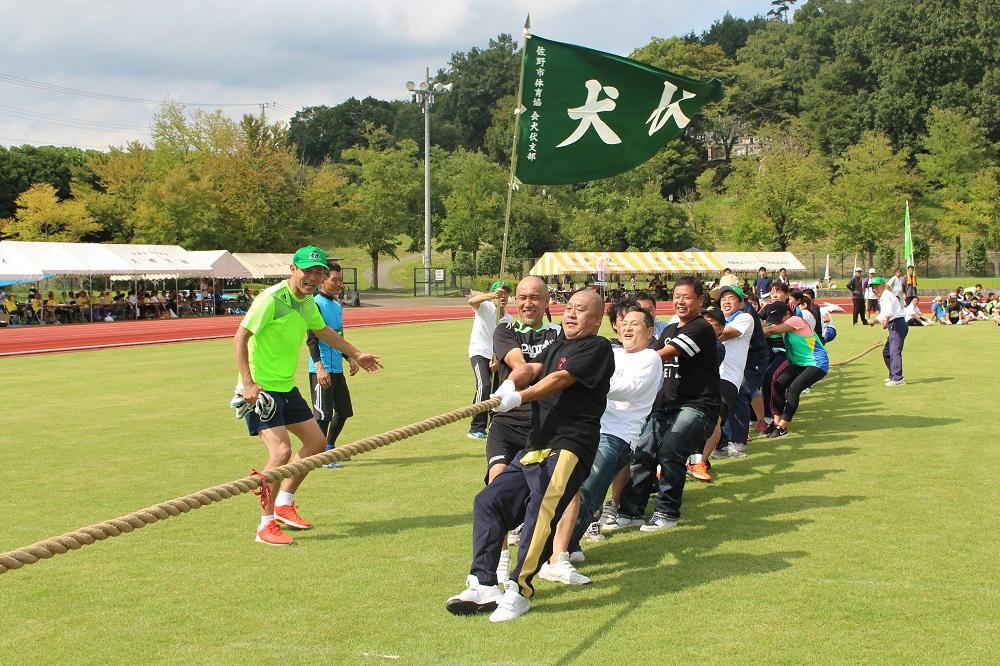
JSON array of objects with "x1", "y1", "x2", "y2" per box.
[
  {"x1": 728, "y1": 442, "x2": 748, "y2": 459},
  {"x1": 583, "y1": 521, "x2": 606, "y2": 543},
  {"x1": 639, "y1": 511, "x2": 678, "y2": 532},
  {"x1": 599, "y1": 500, "x2": 618, "y2": 526},
  {"x1": 489, "y1": 580, "x2": 531, "y2": 622},
  {"x1": 568, "y1": 550, "x2": 585, "y2": 563},
  {"x1": 886, "y1": 379, "x2": 905, "y2": 386},
  {"x1": 497, "y1": 548, "x2": 511, "y2": 585},
  {"x1": 538, "y1": 552, "x2": 591, "y2": 585},
  {"x1": 602, "y1": 514, "x2": 645, "y2": 531},
  {"x1": 445, "y1": 575, "x2": 502, "y2": 615}
]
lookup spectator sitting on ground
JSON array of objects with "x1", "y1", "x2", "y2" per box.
[
  {"x1": 904, "y1": 297, "x2": 932, "y2": 327},
  {"x1": 946, "y1": 294, "x2": 969, "y2": 325},
  {"x1": 968, "y1": 297, "x2": 988, "y2": 320},
  {"x1": 931, "y1": 296, "x2": 947, "y2": 324}
]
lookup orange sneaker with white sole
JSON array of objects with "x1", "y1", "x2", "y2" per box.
[
  {"x1": 274, "y1": 504, "x2": 313, "y2": 529},
  {"x1": 256, "y1": 520, "x2": 293, "y2": 546},
  {"x1": 686, "y1": 460, "x2": 713, "y2": 482}
]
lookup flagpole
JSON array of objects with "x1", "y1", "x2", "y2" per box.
[{"x1": 498, "y1": 15, "x2": 531, "y2": 288}]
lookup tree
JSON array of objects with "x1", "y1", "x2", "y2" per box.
[
  {"x1": 0, "y1": 144, "x2": 94, "y2": 220},
  {"x1": 830, "y1": 132, "x2": 914, "y2": 264},
  {"x1": 339, "y1": 125, "x2": 422, "y2": 289},
  {"x1": 433, "y1": 34, "x2": 520, "y2": 151},
  {"x1": 288, "y1": 97, "x2": 397, "y2": 165},
  {"x1": 437, "y1": 149, "x2": 506, "y2": 275},
  {"x1": 696, "y1": 12, "x2": 769, "y2": 59},
  {"x1": 725, "y1": 126, "x2": 831, "y2": 251},
  {"x1": 84, "y1": 141, "x2": 152, "y2": 242},
  {"x1": 0, "y1": 183, "x2": 99, "y2": 241},
  {"x1": 917, "y1": 106, "x2": 995, "y2": 272}
]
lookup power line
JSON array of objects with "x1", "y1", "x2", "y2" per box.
[
  {"x1": 0, "y1": 135, "x2": 116, "y2": 150},
  {"x1": 0, "y1": 105, "x2": 150, "y2": 133},
  {"x1": 0, "y1": 72, "x2": 264, "y2": 107}
]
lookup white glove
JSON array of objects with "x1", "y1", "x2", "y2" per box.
[
  {"x1": 494, "y1": 391, "x2": 522, "y2": 413},
  {"x1": 490, "y1": 380, "x2": 522, "y2": 413},
  {"x1": 489, "y1": 380, "x2": 517, "y2": 400}
]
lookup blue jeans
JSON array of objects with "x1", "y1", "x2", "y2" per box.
[
  {"x1": 569, "y1": 433, "x2": 630, "y2": 552},
  {"x1": 620, "y1": 406, "x2": 714, "y2": 520},
  {"x1": 727, "y1": 358, "x2": 767, "y2": 446}
]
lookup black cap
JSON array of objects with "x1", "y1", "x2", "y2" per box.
[
  {"x1": 703, "y1": 306, "x2": 726, "y2": 326},
  {"x1": 765, "y1": 301, "x2": 790, "y2": 324}
]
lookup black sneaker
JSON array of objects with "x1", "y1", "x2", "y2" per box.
[{"x1": 766, "y1": 427, "x2": 788, "y2": 438}]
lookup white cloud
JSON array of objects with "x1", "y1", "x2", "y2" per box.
[{"x1": 0, "y1": 0, "x2": 765, "y2": 149}]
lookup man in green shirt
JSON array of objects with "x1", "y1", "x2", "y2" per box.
[{"x1": 235, "y1": 245, "x2": 382, "y2": 546}]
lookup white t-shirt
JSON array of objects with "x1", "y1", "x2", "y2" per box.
[
  {"x1": 601, "y1": 347, "x2": 663, "y2": 447},
  {"x1": 799, "y1": 308, "x2": 817, "y2": 332},
  {"x1": 719, "y1": 311, "x2": 753, "y2": 387},
  {"x1": 467, "y1": 300, "x2": 513, "y2": 358},
  {"x1": 819, "y1": 305, "x2": 837, "y2": 337},
  {"x1": 878, "y1": 290, "x2": 905, "y2": 323},
  {"x1": 904, "y1": 300, "x2": 922, "y2": 319}
]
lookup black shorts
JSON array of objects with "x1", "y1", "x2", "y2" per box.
[
  {"x1": 485, "y1": 417, "x2": 529, "y2": 473},
  {"x1": 309, "y1": 372, "x2": 354, "y2": 421},
  {"x1": 245, "y1": 387, "x2": 314, "y2": 436}
]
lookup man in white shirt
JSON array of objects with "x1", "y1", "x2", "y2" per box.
[
  {"x1": 466, "y1": 281, "x2": 513, "y2": 439},
  {"x1": 888, "y1": 268, "x2": 905, "y2": 305},
  {"x1": 870, "y1": 277, "x2": 907, "y2": 386},
  {"x1": 563, "y1": 306, "x2": 663, "y2": 565},
  {"x1": 712, "y1": 285, "x2": 755, "y2": 461}
]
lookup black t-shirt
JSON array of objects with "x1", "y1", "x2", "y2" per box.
[
  {"x1": 759, "y1": 301, "x2": 788, "y2": 352},
  {"x1": 740, "y1": 301, "x2": 769, "y2": 366},
  {"x1": 525, "y1": 334, "x2": 615, "y2": 468},
  {"x1": 947, "y1": 303, "x2": 962, "y2": 322},
  {"x1": 492, "y1": 321, "x2": 562, "y2": 426},
  {"x1": 656, "y1": 316, "x2": 721, "y2": 420}
]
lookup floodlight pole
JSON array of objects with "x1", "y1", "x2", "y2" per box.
[
  {"x1": 423, "y1": 67, "x2": 432, "y2": 297},
  {"x1": 407, "y1": 68, "x2": 451, "y2": 296}
]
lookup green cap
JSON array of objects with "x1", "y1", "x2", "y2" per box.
[
  {"x1": 292, "y1": 245, "x2": 328, "y2": 270},
  {"x1": 489, "y1": 280, "x2": 512, "y2": 292},
  {"x1": 869, "y1": 276, "x2": 887, "y2": 286},
  {"x1": 718, "y1": 285, "x2": 745, "y2": 300}
]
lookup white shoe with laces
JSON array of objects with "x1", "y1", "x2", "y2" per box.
[
  {"x1": 568, "y1": 550, "x2": 585, "y2": 563},
  {"x1": 445, "y1": 575, "x2": 502, "y2": 615},
  {"x1": 489, "y1": 580, "x2": 531, "y2": 623},
  {"x1": 538, "y1": 552, "x2": 592, "y2": 585}
]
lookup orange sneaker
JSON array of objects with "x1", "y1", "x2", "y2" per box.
[
  {"x1": 274, "y1": 504, "x2": 312, "y2": 529},
  {"x1": 256, "y1": 520, "x2": 293, "y2": 546},
  {"x1": 686, "y1": 460, "x2": 713, "y2": 482}
]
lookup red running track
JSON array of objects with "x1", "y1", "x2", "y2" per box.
[{"x1": 0, "y1": 298, "x2": 855, "y2": 357}]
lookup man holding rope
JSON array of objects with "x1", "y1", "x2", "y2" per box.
[
  {"x1": 446, "y1": 289, "x2": 613, "y2": 622},
  {"x1": 235, "y1": 245, "x2": 382, "y2": 547},
  {"x1": 466, "y1": 281, "x2": 513, "y2": 440}
]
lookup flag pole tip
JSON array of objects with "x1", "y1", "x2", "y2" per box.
[{"x1": 524, "y1": 14, "x2": 531, "y2": 35}]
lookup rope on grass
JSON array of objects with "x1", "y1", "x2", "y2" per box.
[
  {"x1": 0, "y1": 398, "x2": 501, "y2": 576},
  {"x1": 830, "y1": 339, "x2": 884, "y2": 368}
]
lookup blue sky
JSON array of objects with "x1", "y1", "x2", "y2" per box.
[{"x1": 0, "y1": 1, "x2": 765, "y2": 149}]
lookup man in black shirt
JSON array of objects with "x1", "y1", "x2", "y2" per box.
[
  {"x1": 847, "y1": 267, "x2": 868, "y2": 326},
  {"x1": 446, "y1": 289, "x2": 613, "y2": 622},
  {"x1": 607, "y1": 277, "x2": 721, "y2": 531},
  {"x1": 754, "y1": 266, "x2": 773, "y2": 304},
  {"x1": 487, "y1": 277, "x2": 562, "y2": 483}
]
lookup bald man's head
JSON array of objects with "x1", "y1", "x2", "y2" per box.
[
  {"x1": 514, "y1": 276, "x2": 549, "y2": 327},
  {"x1": 563, "y1": 289, "x2": 605, "y2": 339}
]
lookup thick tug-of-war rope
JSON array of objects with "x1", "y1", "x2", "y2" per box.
[
  {"x1": 830, "y1": 339, "x2": 883, "y2": 367},
  {"x1": 0, "y1": 398, "x2": 501, "y2": 576},
  {"x1": 0, "y1": 341, "x2": 886, "y2": 577}
]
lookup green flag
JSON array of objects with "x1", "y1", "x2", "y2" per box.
[
  {"x1": 514, "y1": 34, "x2": 724, "y2": 185},
  {"x1": 903, "y1": 200, "x2": 914, "y2": 268}
]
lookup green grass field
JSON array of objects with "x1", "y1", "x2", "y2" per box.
[{"x1": 2, "y1": 319, "x2": 998, "y2": 664}]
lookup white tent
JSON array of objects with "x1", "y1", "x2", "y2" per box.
[
  {"x1": 104, "y1": 244, "x2": 213, "y2": 279},
  {"x1": 232, "y1": 253, "x2": 294, "y2": 279},
  {"x1": 0, "y1": 241, "x2": 133, "y2": 276},
  {"x1": 0, "y1": 244, "x2": 44, "y2": 282},
  {"x1": 187, "y1": 250, "x2": 253, "y2": 279},
  {"x1": 712, "y1": 251, "x2": 806, "y2": 273}
]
